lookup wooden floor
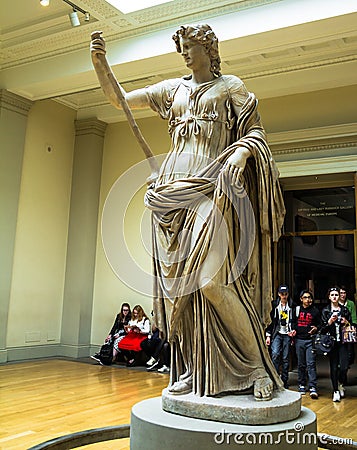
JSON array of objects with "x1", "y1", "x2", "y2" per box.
[{"x1": 0, "y1": 357, "x2": 356, "y2": 449}]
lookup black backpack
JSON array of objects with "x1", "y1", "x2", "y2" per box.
[{"x1": 99, "y1": 340, "x2": 113, "y2": 365}]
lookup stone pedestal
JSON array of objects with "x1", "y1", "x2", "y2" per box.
[
  {"x1": 162, "y1": 387, "x2": 301, "y2": 425},
  {"x1": 130, "y1": 397, "x2": 317, "y2": 450}
]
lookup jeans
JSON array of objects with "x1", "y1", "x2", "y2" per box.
[
  {"x1": 295, "y1": 338, "x2": 317, "y2": 389},
  {"x1": 271, "y1": 333, "x2": 291, "y2": 384}
]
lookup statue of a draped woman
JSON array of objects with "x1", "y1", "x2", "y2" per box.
[{"x1": 91, "y1": 24, "x2": 286, "y2": 401}]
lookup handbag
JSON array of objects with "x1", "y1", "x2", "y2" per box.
[
  {"x1": 314, "y1": 333, "x2": 335, "y2": 355},
  {"x1": 342, "y1": 325, "x2": 357, "y2": 344}
]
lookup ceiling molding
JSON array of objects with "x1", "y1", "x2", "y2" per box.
[
  {"x1": 0, "y1": 0, "x2": 280, "y2": 70},
  {"x1": 269, "y1": 123, "x2": 357, "y2": 158},
  {"x1": 1, "y1": 0, "x2": 356, "y2": 123},
  {"x1": 277, "y1": 155, "x2": 357, "y2": 178}
]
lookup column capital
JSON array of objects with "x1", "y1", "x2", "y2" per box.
[
  {"x1": 74, "y1": 118, "x2": 107, "y2": 138},
  {"x1": 0, "y1": 90, "x2": 33, "y2": 116}
]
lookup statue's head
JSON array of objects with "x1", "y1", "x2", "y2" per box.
[{"x1": 172, "y1": 24, "x2": 221, "y2": 77}]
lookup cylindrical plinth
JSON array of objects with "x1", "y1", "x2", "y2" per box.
[{"x1": 130, "y1": 397, "x2": 317, "y2": 450}]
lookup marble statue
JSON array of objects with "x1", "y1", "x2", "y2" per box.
[{"x1": 91, "y1": 24, "x2": 286, "y2": 402}]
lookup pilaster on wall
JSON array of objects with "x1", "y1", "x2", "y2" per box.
[
  {"x1": 61, "y1": 118, "x2": 107, "y2": 358},
  {"x1": 0, "y1": 90, "x2": 33, "y2": 363}
]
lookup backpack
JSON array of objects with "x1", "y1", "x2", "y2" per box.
[{"x1": 99, "y1": 340, "x2": 114, "y2": 365}]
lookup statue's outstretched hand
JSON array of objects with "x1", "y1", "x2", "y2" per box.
[
  {"x1": 222, "y1": 147, "x2": 251, "y2": 186},
  {"x1": 90, "y1": 31, "x2": 106, "y2": 59}
]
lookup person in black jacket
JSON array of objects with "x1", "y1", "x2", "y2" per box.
[
  {"x1": 321, "y1": 287, "x2": 352, "y2": 402},
  {"x1": 265, "y1": 285, "x2": 296, "y2": 389},
  {"x1": 293, "y1": 290, "x2": 320, "y2": 398},
  {"x1": 91, "y1": 302, "x2": 131, "y2": 364}
]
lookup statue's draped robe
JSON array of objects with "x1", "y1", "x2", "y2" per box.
[{"x1": 144, "y1": 75, "x2": 285, "y2": 396}]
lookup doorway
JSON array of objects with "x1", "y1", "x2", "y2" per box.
[{"x1": 277, "y1": 178, "x2": 356, "y2": 306}]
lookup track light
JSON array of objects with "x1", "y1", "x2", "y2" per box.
[
  {"x1": 40, "y1": 0, "x2": 90, "y2": 26},
  {"x1": 69, "y1": 9, "x2": 80, "y2": 27}
]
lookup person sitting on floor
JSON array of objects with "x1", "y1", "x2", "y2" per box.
[
  {"x1": 141, "y1": 324, "x2": 170, "y2": 373},
  {"x1": 91, "y1": 302, "x2": 131, "y2": 364},
  {"x1": 157, "y1": 341, "x2": 171, "y2": 373},
  {"x1": 118, "y1": 305, "x2": 150, "y2": 366}
]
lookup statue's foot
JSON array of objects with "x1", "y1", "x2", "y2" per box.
[
  {"x1": 168, "y1": 379, "x2": 193, "y2": 395},
  {"x1": 254, "y1": 376, "x2": 273, "y2": 401}
]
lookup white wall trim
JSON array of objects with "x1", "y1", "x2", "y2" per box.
[{"x1": 277, "y1": 154, "x2": 357, "y2": 178}]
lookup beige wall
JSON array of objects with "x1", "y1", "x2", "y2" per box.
[
  {"x1": 91, "y1": 118, "x2": 170, "y2": 344},
  {"x1": 259, "y1": 85, "x2": 357, "y2": 133},
  {"x1": 7, "y1": 100, "x2": 75, "y2": 349}
]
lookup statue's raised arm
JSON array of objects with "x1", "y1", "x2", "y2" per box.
[
  {"x1": 90, "y1": 31, "x2": 159, "y2": 179},
  {"x1": 90, "y1": 32, "x2": 149, "y2": 110}
]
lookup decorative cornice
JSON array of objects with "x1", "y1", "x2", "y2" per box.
[
  {"x1": 268, "y1": 123, "x2": 357, "y2": 156},
  {"x1": 0, "y1": 90, "x2": 33, "y2": 116},
  {"x1": 241, "y1": 55, "x2": 357, "y2": 80},
  {"x1": 74, "y1": 118, "x2": 107, "y2": 137},
  {"x1": 130, "y1": 0, "x2": 276, "y2": 25},
  {"x1": 272, "y1": 141, "x2": 357, "y2": 156},
  {"x1": 277, "y1": 154, "x2": 357, "y2": 178},
  {"x1": 0, "y1": 0, "x2": 304, "y2": 70}
]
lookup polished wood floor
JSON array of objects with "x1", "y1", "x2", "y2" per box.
[{"x1": 0, "y1": 357, "x2": 356, "y2": 449}]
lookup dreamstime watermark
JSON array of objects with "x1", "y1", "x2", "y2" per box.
[
  {"x1": 213, "y1": 422, "x2": 354, "y2": 446},
  {"x1": 101, "y1": 153, "x2": 256, "y2": 296}
]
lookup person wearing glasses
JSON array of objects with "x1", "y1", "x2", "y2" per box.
[
  {"x1": 91, "y1": 302, "x2": 131, "y2": 364},
  {"x1": 265, "y1": 285, "x2": 296, "y2": 389},
  {"x1": 321, "y1": 287, "x2": 352, "y2": 402},
  {"x1": 293, "y1": 290, "x2": 320, "y2": 399},
  {"x1": 119, "y1": 305, "x2": 151, "y2": 366}
]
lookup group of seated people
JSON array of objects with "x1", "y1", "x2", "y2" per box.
[
  {"x1": 91, "y1": 303, "x2": 170, "y2": 373},
  {"x1": 265, "y1": 284, "x2": 356, "y2": 402}
]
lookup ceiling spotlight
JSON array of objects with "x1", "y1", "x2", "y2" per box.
[
  {"x1": 40, "y1": 0, "x2": 50, "y2": 6},
  {"x1": 62, "y1": 0, "x2": 90, "y2": 26},
  {"x1": 69, "y1": 9, "x2": 80, "y2": 27}
]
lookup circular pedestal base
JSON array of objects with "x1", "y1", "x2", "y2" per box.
[
  {"x1": 162, "y1": 387, "x2": 301, "y2": 425},
  {"x1": 130, "y1": 397, "x2": 317, "y2": 450}
]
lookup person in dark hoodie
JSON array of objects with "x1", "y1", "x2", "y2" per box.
[
  {"x1": 265, "y1": 285, "x2": 296, "y2": 389},
  {"x1": 321, "y1": 287, "x2": 351, "y2": 402},
  {"x1": 293, "y1": 289, "x2": 320, "y2": 399}
]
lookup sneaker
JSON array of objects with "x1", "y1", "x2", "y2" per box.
[
  {"x1": 147, "y1": 360, "x2": 159, "y2": 371},
  {"x1": 332, "y1": 391, "x2": 341, "y2": 402},
  {"x1": 158, "y1": 365, "x2": 170, "y2": 373},
  {"x1": 146, "y1": 357, "x2": 156, "y2": 366},
  {"x1": 298, "y1": 385, "x2": 306, "y2": 395},
  {"x1": 309, "y1": 388, "x2": 318, "y2": 399},
  {"x1": 90, "y1": 354, "x2": 101, "y2": 362},
  {"x1": 338, "y1": 383, "x2": 345, "y2": 398}
]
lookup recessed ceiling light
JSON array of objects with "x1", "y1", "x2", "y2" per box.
[{"x1": 105, "y1": 0, "x2": 174, "y2": 14}]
